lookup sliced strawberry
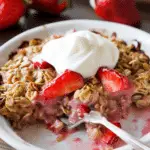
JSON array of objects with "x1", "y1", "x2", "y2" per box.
[
  {"x1": 77, "y1": 104, "x2": 90, "y2": 118},
  {"x1": 42, "y1": 70, "x2": 84, "y2": 99},
  {"x1": 33, "y1": 62, "x2": 40, "y2": 69},
  {"x1": 98, "y1": 67, "x2": 130, "y2": 93},
  {"x1": 101, "y1": 122, "x2": 121, "y2": 145},
  {"x1": 33, "y1": 61, "x2": 51, "y2": 69}
]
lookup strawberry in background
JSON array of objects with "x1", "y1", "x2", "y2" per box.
[
  {"x1": 26, "y1": 0, "x2": 68, "y2": 15},
  {"x1": 0, "y1": 0, "x2": 25, "y2": 30},
  {"x1": 90, "y1": 0, "x2": 141, "y2": 26},
  {"x1": 0, "y1": 0, "x2": 68, "y2": 31}
]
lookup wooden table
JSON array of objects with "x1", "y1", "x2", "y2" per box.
[{"x1": 0, "y1": 0, "x2": 150, "y2": 46}]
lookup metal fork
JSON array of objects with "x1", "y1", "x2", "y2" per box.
[{"x1": 61, "y1": 111, "x2": 150, "y2": 150}]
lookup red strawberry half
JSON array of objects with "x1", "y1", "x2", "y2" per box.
[
  {"x1": 98, "y1": 67, "x2": 131, "y2": 93},
  {"x1": 95, "y1": 0, "x2": 114, "y2": 22},
  {"x1": 42, "y1": 70, "x2": 84, "y2": 99},
  {"x1": 0, "y1": 0, "x2": 25, "y2": 30},
  {"x1": 94, "y1": 0, "x2": 140, "y2": 25},
  {"x1": 33, "y1": 61, "x2": 52, "y2": 69},
  {"x1": 101, "y1": 122, "x2": 121, "y2": 145},
  {"x1": 27, "y1": 0, "x2": 67, "y2": 14},
  {"x1": 77, "y1": 104, "x2": 90, "y2": 118}
]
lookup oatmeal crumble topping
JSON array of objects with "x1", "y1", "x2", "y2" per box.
[
  {"x1": 113, "y1": 38, "x2": 150, "y2": 108},
  {"x1": 0, "y1": 39, "x2": 56, "y2": 128}
]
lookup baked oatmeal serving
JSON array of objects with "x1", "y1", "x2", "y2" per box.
[{"x1": 0, "y1": 29, "x2": 150, "y2": 148}]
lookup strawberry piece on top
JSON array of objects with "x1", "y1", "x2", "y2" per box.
[
  {"x1": 42, "y1": 70, "x2": 84, "y2": 99},
  {"x1": 101, "y1": 122, "x2": 121, "y2": 145},
  {"x1": 77, "y1": 104, "x2": 90, "y2": 118},
  {"x1": 33, "y1": 61, "x2": 52, "y2": 69},
  {"x1": 98, "y1": 67, "x2": 131, "y2": 93}
]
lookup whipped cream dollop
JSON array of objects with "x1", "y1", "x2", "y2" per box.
[{"x1": 34, "y1": 31, "x2": 119, "y2": 78}]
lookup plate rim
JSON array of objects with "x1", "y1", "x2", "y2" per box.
[{"x1": 1, "y1": 19, "x2": 150, "y2": 51}]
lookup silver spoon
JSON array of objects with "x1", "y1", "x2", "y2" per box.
[{"x1": 66, "y1": 111, "x2": 150, "y2": 150}]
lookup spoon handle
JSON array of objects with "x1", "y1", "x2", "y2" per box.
[
  {"x1": 116, "y1": 133, "x2": 150, "y2": 150},
  {"x1": 68, "y1": 119, "x2": 84, "y2": 130},
  {"x1": 101, "y1": 118, "x2": 150, "y2": 150}
]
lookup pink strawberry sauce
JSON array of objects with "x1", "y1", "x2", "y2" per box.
[
  {"x1": 132, "y1": 119, "x2": 137, "y2": 123},
  {"x1": 92, "y1": 148, "x2": 99, "y2": 150},
  {"x1": 73, "y1": 138, "x2": 82, "y2": 143},
  {"x1": 142, "y1": 119, "x2": 150, "y2": 135}
]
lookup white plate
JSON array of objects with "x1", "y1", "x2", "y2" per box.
[{"x1": 0, "y1": 19, "x2": 150, "y2": 150}]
